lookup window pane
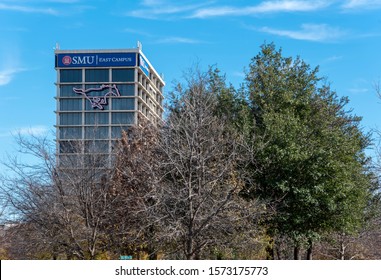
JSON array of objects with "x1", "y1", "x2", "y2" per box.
[
  {"x1": 60, "y1": 113, "x2": 82, "y2": 125},
  {"x1": 112, "y1": 98, "x2": 135, "y2": 110},
  {"x1": 60, "y1": 85, "x2": 80, "y2": 97},
  {"x1": 85, "y1": 69, "x2": 109, "y2": 82},
  {"x1": 118, "y1": 84, "x2": 135, "y2": 96},
  {"x1": 85, "y1": 154, "x2": 108, "y2": 168},
  {"x1": 85, "y1": 99, "x2": 111, "y2": 111},
  {"x1": 85, "y1": 112, "x2": 109, "y2": 124},
  {"x1": 60, "y1": 127, "x2": 82, "y2": 139},
  {"x1": 84, "y1": 140, "x2": 109, "y2": 153},
  {"x1": 60, "y1": 69, "x2": 82, "y2": 83},
  {"x1": 84, "y1": 84, "x2": 112, "y2": 110},
  {"x1": 60, "y1": 99, "x2": 82, "y2": 111},
  {"x1": 111, "y1": 126, "x2": 130, "y2": 138},
  {"x1": 112, "y1": 69, "x2": 134, "y2": 82},
  {"x1": 59, "y1": 140, "x2": 82, "y2": 153},
  {"x1": 85, "y1": 126, "x2": 109, "y2": 139},
  {"x1": 59, "y1": 154, "x2": 82, "y2": 168},
  {"x1": 112, "y1": 112, "x2": 135, "y2": 124}
]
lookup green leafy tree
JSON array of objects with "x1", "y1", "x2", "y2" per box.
[{"x1": 244, "y1": 43, "x2": 374, "y2": 259}]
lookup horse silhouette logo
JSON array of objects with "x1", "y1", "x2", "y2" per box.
[{"x1": 73, "y1": 84, "x2": 120, "y2": 110}]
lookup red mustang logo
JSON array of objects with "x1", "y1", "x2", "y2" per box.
[{"x1": 73, "y1": 84, "x2": 120, "y2": 110}]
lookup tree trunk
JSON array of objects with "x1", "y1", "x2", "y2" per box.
[
  {"x1": 294, "y1": 246, "x2": 301, "y2": 260},
  {"x1": 306, "y1": 239, "x2": 313, "y2": 260},
  {"x1": 340, "y1": 240, "x2": 346, "y2": 260},
  {"x1": 265, "y1": 238, "x2": 275, "y2": 260}
]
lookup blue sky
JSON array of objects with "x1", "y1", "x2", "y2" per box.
[{"x1": 0, "y1": 0, "x2": 381, "y2": 161}]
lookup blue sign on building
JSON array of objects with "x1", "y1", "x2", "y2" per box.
[
  {"x1": 56, "y1": 53, "x2": 137, "y2": 68},
  {"x1": 139, "y1": 54, "x2": 150, "y2": 77}
]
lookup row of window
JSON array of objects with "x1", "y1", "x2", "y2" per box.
[
  {"x1": 59, "y1": 125, "x2": 131, "y2": 140},
  {"x1": 58, "y1": 153, "x2": 111, "y2": 168},
  {"x1": 60, "y1": 112, "x2": 134, "y2": 126},
  {"x1": 59, "y1": 97, "x2": 135, "y2": 111},
  {"x1": 59, "y1": 137, "x2": 130, "y2": 154},
  {"x1": 59, "y1": 140, "x2": 112, "y2": 154},
  {"x1": 59, "y1": 69, "x2": 135, "y2": 83},
  {"x1": 59, "y1": 84, "x2": 135, "y2": 97}
]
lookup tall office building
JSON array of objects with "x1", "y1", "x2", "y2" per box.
[{"x1": 54, "y1": 44, "x2": 164, "y2": 167}]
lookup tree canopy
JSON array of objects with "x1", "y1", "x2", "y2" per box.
[{"x1": 244, "y1": 43, "x2": 375, "y2": 259}]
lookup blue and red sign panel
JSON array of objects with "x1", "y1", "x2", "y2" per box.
[{"x1": 56, "y1": 53, "x2": 136, "y2": 68}]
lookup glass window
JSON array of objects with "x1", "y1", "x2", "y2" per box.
[
  {"x1": 59, "y1": 154, "x2": 82, "y2": 168},
  {"x1": 112, "y1": 98, "x2": 135, "y2": 110},
  {"x1": 83, "y1": 84, "x2": 112, "y2": 110},
  {"x1": 111, "y1": 126, "x2": 130, "y2": 138},
  {"x1": 85, "y1": 126, "x2": 109, "y2": 139},
  {"x1": 85, "y1": 84, "x2": 102, "y2": 90},
  {"x1": 60, "y1": 69, "x2": 82, "y2": 83},
  {"x1": 112, "y1": 112, "x2": 135, "y2": 124},
  {"x1": 85, "y1": 154, "x2": 108, "y2": 168},
  {"x1": 85, "y1": 69, "x2": 109, "y2": 82},
  {"x1": 60, "y1": 127, "x2": 82, "y2": 139},
  {"x1": 84, "y1": 140, "x2": 109, "y2": 153},
  {"x1": 85, "y1": 99, "x2": 111, "y2": 110},
  {"x1": 60, "y1": 99, "x2": 82, "y2": 111},
  {"x1": 112, "y1": 69, "x2": 134, "y2": 82},
  {"x1": 60, "y1": 85, "x2": 80, "y2": 97},
  {"x1": 118, "y1": 84, "x2": 135, "y2": 96},
  {"x1": 60, "y1": 113, "x2": 82, "y2": 125},
  {"x1": 59, "y1": 140, "x2": 82, "y2": 153},
  {"x1": 85, "y1": 112, "x2": 109, "y2": 124}
]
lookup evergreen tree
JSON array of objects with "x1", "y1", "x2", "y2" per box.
[{"x1": 244, "y1": 43, "x2": 373, "y2": 259}]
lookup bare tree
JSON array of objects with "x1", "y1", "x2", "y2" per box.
[
  {"x1": 0, "y1": 133, "x2": 115, "y2": 259},
  {"x1": 152, "y1": 68, "x2": 261, "y2": 259},
  {"x1": 109, "y1": 120, "x2": 162, "y2": 259}
]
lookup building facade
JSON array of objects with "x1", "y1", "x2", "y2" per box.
[{"x1": 54, "y1": 45, "x2": 164, "y2": 167}]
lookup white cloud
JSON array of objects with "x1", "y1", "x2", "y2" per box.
[
  {"x1": 0, "y1": 68, "x2": 25, "y2": 86},
  {"x1": 142, "y1": 0, "x2": 165, "y2": 6},
  {"x1": 348, "y1": 87, "x2": 369, "y2": 94},
  {"x1": 190, "y1": 0, "x2": 330, "y2": 18},
  {"x1": 155, "y1": 36, "x2": 202, "y2": 44},
  {"x1": 14, "y1": 126, "x2": 49, "y2": 137},
  {"x1": 231, "y1": 71, "x2": 245, "y2": 78},
  {"x1": 348, "y1": 78, "x2": 370, "y2": 94},
  {"x1": 0, "y1": 125, "x2": 49, "y2": 138},
  {"x1": 259, "y1": 24, "x2": 345, "y2": 42},
  {"x1": 128, "y1": 1, "x2": 211, "y2": 19},
  {"x1": 0, "y1": 3, "x2": 58, "y2": 14},
  {"x1": 342, "y1": 0, "x2": 381, "y2": 9},
  {"x1": 324, "y1": 55, "x2": 344, "y2": 63}
]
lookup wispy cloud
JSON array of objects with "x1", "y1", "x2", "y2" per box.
[
  {"x1": 123, "y1": 28, "x2": 153, "y2": 38},
  {"x1": 0, "y1": 3, "x2": 58, "y2": 15},
  {"x1": 324, "y1": 55, "x2": 344, "y2": 62},
  {"x1": 141, "y1": 0, "x2": 165, "y2": 5},
  {"x1": 0, "y1": 125, "x2": 49, "y2": 138},
  {"x1": 128, "y1": 0, "x2": 210, "y2": 19},
  {"x1": 348, "y1": 78, "x2": 370, "y2": 94},
  {"x1": 123, "y1": 28, "x2": 203, "y2": 44},
  {"x1": 259, "y1": 24, "x2": 345, "y2": 42},
  {"x1": 342, "y1": 0, "x2": 381, "y2": 9},
  {"x1": 348, "y1": 87, "x2": 369, "y2": 94},
  {"x1": 155, "y1": 36, "x2": 202, "y2": 44},
  {"x1": 45, "y1": 0, "x2": 80, "y2": 3},
  {"x1": 190, "y1": 0, "x2": 330, "y2": 18},
  {"x1": 0, "y1": 68, "x2": 26, "y2": 86},
  {"x1": 15, "y1": 126, "x2": 49, "y2": 136}
]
